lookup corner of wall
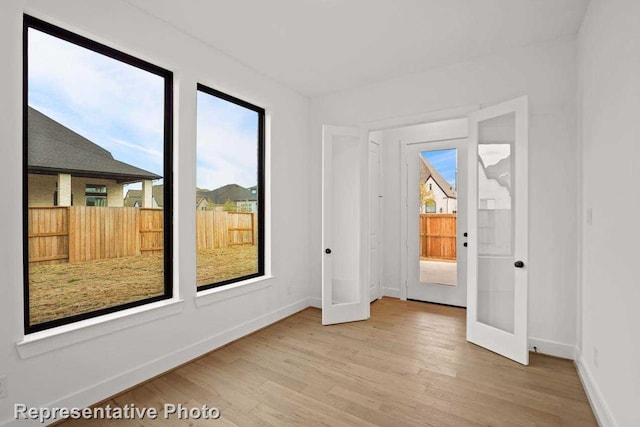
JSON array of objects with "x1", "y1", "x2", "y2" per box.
[{"x1": 574, "y1": 350, "x2": 618, "y2": 427}]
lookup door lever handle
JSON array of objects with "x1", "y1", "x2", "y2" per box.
[{"x1": 514, "y1": 260, "x2": 525, "y2": 268}]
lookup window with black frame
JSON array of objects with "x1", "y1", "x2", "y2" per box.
[
  {"x1": 195, "y1": 84, "x2": 265, "y2": 290},
  {"x1": 23, "y1": 16, "x2": 173, "y2": 333}
]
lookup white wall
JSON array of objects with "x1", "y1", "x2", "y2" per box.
[
  {"x1": 310, "y1": 37, "x2": 579, "y2": 354},
  {"x1": 0, "y1": 0, "x2": 311, "y2": 424},
  {"x1": 577, "y1": 1, "x2": 640, "y2": 425}
]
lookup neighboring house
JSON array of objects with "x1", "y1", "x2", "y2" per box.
[
  {"x1": 420, "y1": 156, "x2": 457, "y2": 214},
  {"x1": 28, "y1": 107, "x2": 161, "y2": 208},
  {"x1": 123, "y1": 183, "x2": 257, "y2": 212},
  {"x1": 198, "y1": 183, "x2": 258, "y2": 212},
  {"x1": 122, "y1": 188, "x2": 161, "y2": 208},
  {"x1": 196, "y1": 196, "x2": 210, "y2": 211},
  {"x1": 238, "y1": 185, "x2": 258, "y2": 213}
]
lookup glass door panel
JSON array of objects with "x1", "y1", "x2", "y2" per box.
[{"x1": 477, "y1": 113, "x2": 515, "y2": 333}]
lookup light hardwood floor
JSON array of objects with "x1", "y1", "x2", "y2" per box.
[{"x1": 62, "y1": 298, "x2": 597, "y2": 426}]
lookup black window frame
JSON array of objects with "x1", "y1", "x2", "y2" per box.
[
  {"x1": 196, "y1": 83, "x2": 265, "y2": 291},
  {"x1": 23, "y1": 15, "x2": 174, "y2": 334},
  {"x1": 85, "y1": 184, "x2": 108, "y2": 207}
]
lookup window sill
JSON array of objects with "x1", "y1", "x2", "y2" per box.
[
  {"x1": 16, "y1": 299, "x2": 184, "y2": 359},
  {"x1": 195, "y1": 275, "x2": 274, "y2": 308}
]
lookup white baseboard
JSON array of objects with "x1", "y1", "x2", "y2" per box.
[
  {"x1": 381, "y1": 287, "x2": 400, "y2": 298},
  {"x1": 575, "y1": 353, "x2": 617, "y2": 427},
  {"x1": 528, "y1": 337, "x2": 576, "y2": 360},
  {"x1": 3, "y1": 301, "x2": 615, "y2": 427},
  {"x1": 308, "y1": 297, "x2": 321, "y2": 309},
  {"x1": 1, "y1": 298, "x2": 312, "y2": 427}
]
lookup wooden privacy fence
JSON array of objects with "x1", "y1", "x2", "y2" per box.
[
  {"x1": 196, "y1": 211, "x2": 256, "y2": 250},
  {"x1": 420, "y1": 213, "x2": 457, "y2": 261},
  {"x1": 28, "y1": 207, "x2": 256, "y2": 265}
]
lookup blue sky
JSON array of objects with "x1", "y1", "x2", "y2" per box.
[
  {"x1": 421, "y1": 149, "x2": 457, "y2": 188},
  {"x1": 196, "y1": 92, "x2": 258, "y2": 190},
  {"x1": 28, "y1": 28, "x2": 257, "y2": 192},
  {"x1": 28, "y1": 28, "x2": 165, "y2": 188}
]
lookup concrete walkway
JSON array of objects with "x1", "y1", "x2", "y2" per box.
[{"x1": 420, "y1": 260, "x2": 457, "y2": 286}]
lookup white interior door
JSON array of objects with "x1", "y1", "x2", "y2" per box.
[
  {"x1": 407, "y1": 139, "x2": 467, "y2": 307},
  {"x1": 467, "y1": 96, "x2": 529, "y2": 365},
  {"x1": 322, "y1": 125, "x2": 370, "y2": 325},
  {"x1": 369, "y1": 140, "x2": 381, "y2": 302}
]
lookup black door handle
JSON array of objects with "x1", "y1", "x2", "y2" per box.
[
  {"x1": 514, "y1": 260, "x2": 525, "y2": 268},
  {"x1": 463, "y1": 232, "x2": 468, "y2": 237},
  {"x1": 325, "y1": 248, "x2": 332, "y2": 254},
  {"x1": 463, "y1": 242, "x2": 467, "y2": 247}
]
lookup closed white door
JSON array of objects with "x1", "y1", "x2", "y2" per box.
[
  {"x1": 369, "y1": 140, "x2": 381, "y2": 302},
  {"x1": 322, "y1": 125, "x2": 370, "y2": 325},
  {"x1": 407, "y1": 139, "x2": 467, "y2": 307},
  {"x1": 466, "y1": 96, "x2": 529, "y2": 365}
]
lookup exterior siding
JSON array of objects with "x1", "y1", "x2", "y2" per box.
[
  {"x1": 28, "y1": 174, "x2": 124, "y2": 207},
  {"x1": 28, "y1": 174, "x2": 57, "y2": 206}
]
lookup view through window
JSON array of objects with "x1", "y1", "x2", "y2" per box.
[
  {"x1": 23, "y1": 16, "x2": 173, "y2": 332},
  {"x1": 419, "y1": 148, "x2": 458, "y2": 286},
  {"x1": 196, "y1": 84, "x2": 264, "y2": 290}
]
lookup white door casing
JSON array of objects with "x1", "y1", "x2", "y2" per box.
[
  {"x1": 322, "y1": 125, "x2": 370, "y2": 325},
  {"x1": 398, "y1": 118, "x2": 468, "y2": 304},
  {"x1": 467, "y1": 96, "x2": 529, "y2": 365}
]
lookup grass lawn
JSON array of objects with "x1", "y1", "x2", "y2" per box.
[{"x1": 29, "y1": 246, "x2": 257, "y2": 326}]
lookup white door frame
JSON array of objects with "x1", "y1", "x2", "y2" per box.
[
  {"x1": 358, "y1": 105, "x2": 478, "y2": 303},
  {"x1": 369, "y1": 139, "x2": 382, "y2": 302}
]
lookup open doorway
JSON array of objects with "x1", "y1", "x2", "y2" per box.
[{"x1": 368, "y1": 117, "x2": 468, "y2": 308}]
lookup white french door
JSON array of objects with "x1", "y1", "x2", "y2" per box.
[
  {"x1": 322, "y1": 125, "x2": 370, "y2": 325},
  {"x1": 466, "y1": 96, "x2": 529, "y2": 365},
  {"x1": 407, "y1": 139, "x2": 467, "y2": 307}
]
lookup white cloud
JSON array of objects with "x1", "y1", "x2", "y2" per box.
[
  {"x1": 29, "y1": 28, "x2": 260, "y2": 190},
  {"x1": 111, "y1": 138, "x2": 163, "y2": 159},
  {"x1": 196, "y1": 123, "x2": 258, "y2": 189},
  {"x1": 196, "y1": 93, "x2": 259, "y2": 190},
  {"x1": 28, "y1": 28, "x2": 165, "y2": 175}
]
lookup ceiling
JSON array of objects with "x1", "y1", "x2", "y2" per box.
[{"x1": 124, "y1": 0, "x2": 590, "y2": 97}]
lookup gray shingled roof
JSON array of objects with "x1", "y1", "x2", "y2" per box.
[
  {"x1": 28, "y1": 107, "x2": 161, "y2": 183},
  {"x1": 420, "y1": 156, "x2": 457, "y2": 199},
  {"x1": 199, "y1": 184, "x2": 257, "y2": 205}
]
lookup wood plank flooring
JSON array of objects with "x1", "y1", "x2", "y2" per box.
[{"x1": 61, "y1": 298, "x2": 597, "y2": 426}]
